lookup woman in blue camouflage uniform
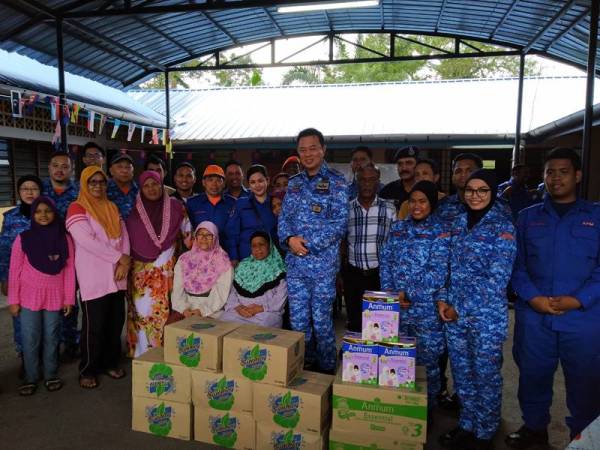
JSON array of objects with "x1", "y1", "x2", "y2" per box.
[
  {"x1": 438, "y1": 170, "x2": 517, "y2": 450},
  {"x1": 0, "y1": 175, "x2": 42, "y2": 365},
  {"x1": 380, "y1": 181, "x2": 449, "y2": 410}
]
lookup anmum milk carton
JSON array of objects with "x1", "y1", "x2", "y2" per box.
[{"x1": 362, "y1": 291, "x2": 400, "y2": 343}]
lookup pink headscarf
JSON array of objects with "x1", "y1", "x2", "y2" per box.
[{"x1": 178, "y1": 221, "x2": 231, "y2": 294}]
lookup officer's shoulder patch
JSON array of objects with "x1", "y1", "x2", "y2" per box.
[
  {"x1": 327, "y1": 166, "x2": 345, "y2": 178},
  {"x1": 499, "y1": 231, "x2": 515, "y2": 240},
  {"x1": 289, "y1": 172, "x2": 303, "y2": 181}
]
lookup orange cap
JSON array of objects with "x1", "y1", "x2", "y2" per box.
[
  {"x1": 282, "y1": 155, "x2": 300, "y2": 169},
  {"x1": 203, "y1": 164, "x2": 225, "y2": 178}
]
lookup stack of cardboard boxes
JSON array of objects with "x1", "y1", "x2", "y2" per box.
[
  {"x1": 132, "y1": 317, "x2": 335, "y2": 449},
  {"x1": 329, "y1": 291, "x2": 429, "y2": 449}
]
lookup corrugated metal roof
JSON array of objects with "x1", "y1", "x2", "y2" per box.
[
  {"x1": 128, "y1": 76, "x2": 600, "y2": 143},
  {"x1": 0, "y1": 1, "x2": 598, "y2": 89},
  {"x1": 0, "y1": 49, "x2": 165, "y2": 128}
]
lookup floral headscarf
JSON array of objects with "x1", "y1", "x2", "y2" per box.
[{"x1": 178, "y1": 221, "x2": 231, "y2": 295}]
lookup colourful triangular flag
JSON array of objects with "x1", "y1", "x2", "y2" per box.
[
  {"x1": 51, "y1": 121, "x2": 61, "y2": 145},
  {"x1": 140, "y1": 126, "x2": 146, "y2": 143},
  {"x1": 98, "y1": 114, "x2": 107, "y2": 135},
  {"x1": 70, "y1": 104, "x2": 80, "y2": 123},
  {"x1": 151, "y1": 128, "x2": 159, "y2": 144},
  {"x1": 87, "y1": 111, "x2": 95, "y2": 133},
  {"x1": 111, "y1": 119, "x2": 121, "y2": 139},
  {"x1": 127, "y1": 122, "x2": 135, "y2": 142}
]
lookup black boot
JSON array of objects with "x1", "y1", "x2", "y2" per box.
[
  {"x1": 471, "y1": 437, "x2": 494, "y2": 450},
  {"x1": 439, "y1": 426, "x2": 475, "y2": 449},
  {"x1": 439, "y1": 391, "x2": 461, "y2": 411},
  {"x1": 505, "y1": 425, "x2": 549, "y2": 449}
]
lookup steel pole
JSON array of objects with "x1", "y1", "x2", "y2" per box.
[{"x1": 581, "y1": 0, "x2": 599, "y2": 199}]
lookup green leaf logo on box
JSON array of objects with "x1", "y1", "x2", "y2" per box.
[
  {"x1": 148, "y1": 363, "x2": 174, "y2": 397},
  {"x1": 239, "y1": 344, "x2": 268, "y2": 381},
  {"x1": 270, "y1": 390, "x2": 301, "y2": 428},
  {"x1": 176, "y1": 333, "x2": 201, "y2": 367},
  {"x1": 271, "y1": 429, "x2": 303, "y2": 450},
  {"x1": 252, "y1": 332, "x2": 277, "y2": 341},
  {"x1": 207, "y1": 376, "x2": 236, "y2": 410},
  {"x1": 146, "y1": 402, "x2": 172, "y2": 437},
  {"x1": 209, "y1": 412, "x2": 238, "y2": 448}
]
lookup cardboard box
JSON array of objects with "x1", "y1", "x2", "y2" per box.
[
  {"x1": 194, "y1": 406, "x2": 255, "y2": 450},
  {"x1": 329, "y1": 429, "x2": 423, "y2": 450},
  {"x1": 253, "y1": 370, "x2": 333, "y2": 433},
  {"x1": 256, "y1": 422, "x2": 328, "y2": 450},
  {"x1": 132, "y1": 347, "x2": 191, "y2": 403},
  {"x1": 191, "y1": 369, "x2": 253, "y2": 414},
  {"x1": 163, "y1": 317, "x2": 240, "y2": 371},
  {"x1": 362, "y1": 291, "x2": 400, "y2": 343},
  {"x1": 223, "y1": 324, "x2": 305, "y2": 387},
  {"x1": 132, "y1": 396, "x2": 192, "y2": 440},
  {"x1": 331, "y1": 368, "x2": 428, "y2": 443}
]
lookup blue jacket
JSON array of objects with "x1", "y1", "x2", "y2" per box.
[
  {"x1": 107, "y1": 179, "x2": 139, "y2": 219},
  {"x1": 278, "y1": 163, "x2": 349, "y2": 278},
  {"x1": 186, "y1": 193, "x2": 239, "y2": 260},
  {"x1": 380, "y1": 215, "x2": 450, "y2": 325},
  {"x1": 42, "y1": 178, "x2": 79, "y2": 221},
  {"x1": 234, "y1": 194, "x2": 278, "y2": 260},
  {"x1": 0, "y1": 207, "x2": 31, "y2": 281},
  {"x1": 498, "y1": 178, "x2": 537, "y2": 221},
  {"x1": 511, "y1": 198, "x2": 600, "y2": 332},
  {"x1": 445, "y1": 202, "x2": 517, "y2": 338}
]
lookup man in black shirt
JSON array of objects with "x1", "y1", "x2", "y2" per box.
[{"x1": 379, "y1": 146, "x2": 418, "y2": 209}]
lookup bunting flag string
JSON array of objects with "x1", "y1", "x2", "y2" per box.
[
  {"x1": 140, "y1": 126, "x2": 146, "y2": 144},
  {"x1": 111, "y1": 119, "x2": 121, "y2": 139},
  {"x1": 61, "y1": 104, "x2": 70, "y2": 126},
  {"x1": 152, "y1": 128, "x2": 159, "y2": 145},
  {"x1": 127, "y1": 122, "x2": 136, "y2": 142}
]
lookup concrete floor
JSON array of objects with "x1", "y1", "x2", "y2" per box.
[{"x1": 0, "y1": 301, "x2": 571, "y2": 450}]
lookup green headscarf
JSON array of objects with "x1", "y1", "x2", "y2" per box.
[{"x1": 233, "y1": 231, "x2": 286, "y2": 298}]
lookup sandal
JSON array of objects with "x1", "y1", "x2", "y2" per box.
[
  {"x1": 105, "y1": 368, "x2": 126, "y2": 380},
  {"x1": 44, "y1": 378, "x2": 63, "y2": 392},
  {"x1": 18, "y1": 383, "x2": 37, "y2": 396},
  {"x1": 79, "y1": 376, "x2": 98, "y2": 389}
]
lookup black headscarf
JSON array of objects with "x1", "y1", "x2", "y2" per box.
[
  {"x1": 465, "y1": 169, "x2": 497, "y2": 230},
  {"x1": 20, "y1": 196, "x2": 69, "y2": 275},
  {"x1": 409, "y1": 180, "x2": 439, "y2": 215},
  {"x1": 16, "y1": 175, "x2": 43, "y2": 218}
]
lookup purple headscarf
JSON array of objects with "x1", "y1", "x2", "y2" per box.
[
  {"x1": 126, "y1": 170, "x2": 184, "y2": 262},
  {"x1": 20, "y1": 196, "x2": 69, "y2": 275}
]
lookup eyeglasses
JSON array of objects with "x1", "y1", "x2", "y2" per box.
[
  {"x1": 196, "y1": 233, "x2": 214, "y2": 240},
  {"x1": 88, "y1": 179, "x2": 107, "y2": 187},
  {"x1": 464, "y1": 187, "x2": 491, "y2": 198},
  {"x1": 19, "y1": 187, "x2": 40, "y2": 193}
]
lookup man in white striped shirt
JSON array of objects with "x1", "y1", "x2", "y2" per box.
[{"x1": 343, "y1": 164, "x2": 396, "y2": 332}]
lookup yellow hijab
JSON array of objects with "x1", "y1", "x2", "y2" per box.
[{"x1": 76, "y1": 166, "x2": 121, "y2": 239}]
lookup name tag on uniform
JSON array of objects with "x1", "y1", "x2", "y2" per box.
[
  {"x1": 316, "y1": 180, "x2": 330, "y2": 193},
  {"x1": 311, "y1": 204, "x2": 323, "y2": 213}
]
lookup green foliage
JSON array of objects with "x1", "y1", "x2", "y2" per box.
[
  {"x1": 282, "y1": 35, "x2": 541, "y2": 85},
  {"x1": 215, "y1": 54, "x2": 263, "y2": 87}
]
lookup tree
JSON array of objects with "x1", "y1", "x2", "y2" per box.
[
  {"x1": 282, "y1": 34, "x2": 541, "y2": 85},
  {"x1": 141, "y1": 54, "x2": 263, "y2": 88}
]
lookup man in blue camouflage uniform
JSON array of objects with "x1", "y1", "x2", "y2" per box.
[
  {"x1": 438, "y1": 170, "x2": 516, "y2": 450},
  {"x1": 107, "y1": 153, "x2": 138, "y2": 219},
  {"x1": 42, "y1": 151, "x2": 80, "y2": 357},
  {"x1": 380, "y1": 180, "x2": 449, "y2": 410},
  {"x1": 186, "y1": 165, "x2": 240, "y2": 262},
  {"x1": 506, "y1": 148, "x2": 600, "y2": 449},
  {"x1": 42, "y1": 151, "x2": 79, "y2": 221},
  {"x1": 437, "y1": 153, "x2": 484, "y2": 226},
  {"x1": 278, "y1": 128, "x2": 348, "y2": 374}
]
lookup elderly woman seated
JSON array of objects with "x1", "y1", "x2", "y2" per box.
[
  {"x1": 220, "y1": 231, "x2": 287, "y2": 328},
  {"x1": 171, "y1": 221, "x2": 233, "y2": 319}
]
